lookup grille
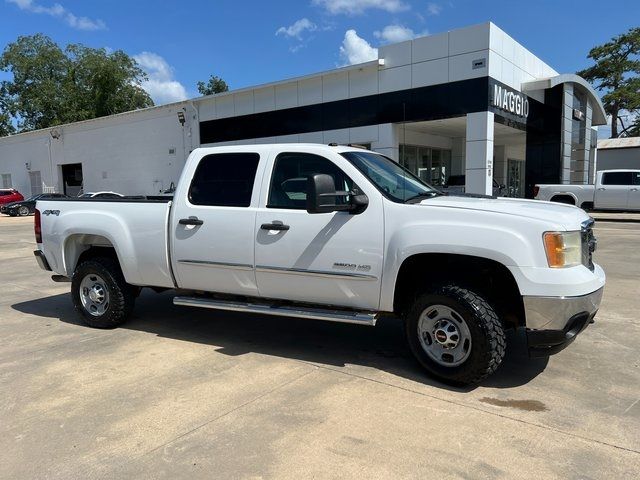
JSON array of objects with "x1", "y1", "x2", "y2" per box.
[{"x1": 581, "y1": 218, "x2": 596, "y2": 271}]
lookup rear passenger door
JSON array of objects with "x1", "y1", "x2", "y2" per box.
[
  {"x1": 595, "y1": 171, "x2": 632, "y2": 210},
  {"x1": 171, "y1": 150, "x2": 265, "y2": 296}
]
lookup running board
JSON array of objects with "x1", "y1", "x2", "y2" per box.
[{"x1": 173, "y1": 296, "x2": 377, "y2": 326}]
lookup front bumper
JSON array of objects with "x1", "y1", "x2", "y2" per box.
[
  {"x1": 523, "y1": 287, "x2": 603, "y2": 357},
  {"x1": 34, "y1": 250, "x2": 52, "y2": 271}
]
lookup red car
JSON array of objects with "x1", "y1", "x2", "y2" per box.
[{"x1": 0, "y1": 189, "x2": 24, "y2": 206}]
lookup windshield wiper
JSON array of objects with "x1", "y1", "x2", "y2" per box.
[{"x1": 404, "y1": 192, "x2": 440, "y2": 203}]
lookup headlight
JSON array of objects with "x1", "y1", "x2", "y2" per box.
[{"x1": 543, "y1": 231, "x2": 582, "y2": 268}]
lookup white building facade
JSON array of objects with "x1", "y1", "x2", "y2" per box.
[{"x1": 0, "y1": 22, "x2": 607, "y2": 198}]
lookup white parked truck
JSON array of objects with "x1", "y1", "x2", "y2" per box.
[
  {"x1": 34, "y1": 144, "x2": 605, "y2": 385},
  {"x1": 534, "y1": 169, "x2": 640, "y2": 211}
]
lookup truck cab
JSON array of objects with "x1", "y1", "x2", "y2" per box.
[{"x1": 595, "y1": 170, "x2": 640, "y2": 210}]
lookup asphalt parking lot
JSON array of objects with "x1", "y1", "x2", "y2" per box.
[{"x1": 1, "y1": 215, "x2": 639, "y2": 479}]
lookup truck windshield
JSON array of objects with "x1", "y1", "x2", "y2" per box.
[{"x1": 341, "y1": 151, "x2": 440, "y2": 203}]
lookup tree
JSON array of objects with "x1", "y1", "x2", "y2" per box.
[
  {"x1": 577, "y1": 27, "x2": 640, "y2": 138},
  {"x1": 197, "y1": 75, "x2": 229, "y2": 96},
  {"x1": 0, "y1": 93, "x2": 15, "y2": 136},
  {"x1": 0, "y1": 34, "x2": 153, "y2": 136}
]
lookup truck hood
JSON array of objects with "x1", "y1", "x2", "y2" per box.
[{"x1": 418, "y1": 195, "x2": 588, "y2": 229}]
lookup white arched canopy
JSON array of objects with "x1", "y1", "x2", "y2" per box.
[{"x1": 522, "y1": 74, "x2": 607, "y2": 126}]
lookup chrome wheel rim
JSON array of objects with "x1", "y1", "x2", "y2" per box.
[
  {"x1": 79, "y1": 274, "x2": 110, "y2": 317},
  {"x1": 417, "y1": 304, "x2": 472, "y2": 367},
  {"x1": 19, "y1": 206, "x2": 29, "y2": 216}
]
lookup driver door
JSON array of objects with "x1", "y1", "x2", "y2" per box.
[{"x1": 254, "y1": 150, "x2": 384, "y2": 310}]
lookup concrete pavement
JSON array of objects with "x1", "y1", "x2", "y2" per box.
[{"x1": 1, "y1": 215, "x2": 639, "y2": 479}]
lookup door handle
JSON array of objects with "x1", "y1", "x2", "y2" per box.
[
  {"x1": 597, "y1": 188, "x2": 606, "y2": 191},
  {"x1": 179, "y1": 217, "x2": 204, "y2": 226},
  {"x1": 260, "y1": 222, "x2": 290, "y2": 231},
  {"x1": 631, "y1": 188, "x2": 639, "y2": 192}
]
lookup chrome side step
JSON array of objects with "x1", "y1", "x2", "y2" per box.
[{"x1": 173, "y1": 296, "x2": 377, "y2": 326}]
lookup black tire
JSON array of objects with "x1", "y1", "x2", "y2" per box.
[
  {"x1": 404, "y1": 285, "x2": 505, "y2": 385},
  {"x1": 71, "y1": 257, "x2": 135, "y2": 328},
  {"x1": 18, "y1": 206, "x2": 30, "y2": 216}
]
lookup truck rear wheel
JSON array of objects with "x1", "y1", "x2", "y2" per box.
[
  {"x1": 405, "y1": 285, "x2": 505, "y2": 385},
  {"x1": 71, "y1": 257, "x2": 135, "y2": 328}
]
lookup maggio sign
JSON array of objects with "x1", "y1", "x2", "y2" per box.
[{"x1": 491, "y1": 84, "x2": 529, "y2": 118}]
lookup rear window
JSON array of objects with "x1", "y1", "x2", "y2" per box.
[
  {"x1": 189, "y1": 153, "x2": 260, "y2": 207},
  {"x1": 602, "y1": 172, "x2": 633, "y2": 186}
]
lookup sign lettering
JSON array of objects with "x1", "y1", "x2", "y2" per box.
[{"x1": 492, "y1": 84, "x2": 529, "y2": 118}]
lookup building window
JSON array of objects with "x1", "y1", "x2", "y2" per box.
[
  {"x1": 188, "y1": 153, "x2": 260, "y2": 207},
  {"x1": 400, "y1": 144, "x2": 452, "y2": 186},
  {"x1": 29, "y1": 171, "x2": 42, "y2": 195},
  {"x1": 1, "y1": 174, "x2": 11, "y2": 188}
]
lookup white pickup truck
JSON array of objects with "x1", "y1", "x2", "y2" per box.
[
  {"x1": 534, "y1": 169, "x2": 640, "y2": 211},
  {"x1": 34, "y1": 144, "x2": 605, "y2": 385}
]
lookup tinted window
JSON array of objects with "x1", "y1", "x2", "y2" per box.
[
  {"x1": 268, "y1": 152, "x2": 355, "y2": 210},
  {"x1": 602, "y1": 172, "x2": 633, "y2": 186},
  {"x1": 0, "y1": 191, "x2": 11, "y2": 196},
  {"x1": 189, "y1": 153, "x2": 260, "y2": 207},
  {"x1": 633, "y1": 172, "x2": 640, "y2": 185}
]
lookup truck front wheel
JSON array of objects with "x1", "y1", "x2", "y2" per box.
[
  {"x1": 405, "y1": 285, "x2": 505, "y2": 385},
  {"x1": 71, "y1": 257, "x2": 135, "y2": 328}
]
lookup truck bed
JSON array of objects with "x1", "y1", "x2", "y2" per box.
[{"x1": 37, "y1": 198, "x2": 175, "y2": 288}]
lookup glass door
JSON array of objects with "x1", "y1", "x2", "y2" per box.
[{"x1": 507, "y1": 159, "x2": 524, "y2": 197}]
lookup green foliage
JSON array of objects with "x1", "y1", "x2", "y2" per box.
[
  {"x1": 625, "y1": 117, "x2": 640, "y2": 137},
  {"x1": 0, "y1": 34, "x2": 154, "y2": 136},
  {"x1": 197, "y1": 75, "x2": 229, "y2": 96},
  {"x1": 0, "y1": 91, "x2": 15, "y2": 136},
  {"x1": 577, "y1": 27, "x2": 640, "y2": 138}
]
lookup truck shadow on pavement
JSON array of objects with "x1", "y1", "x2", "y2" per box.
[{"x1": 12, "y1": 290, "x2": 549, "y2": 392}]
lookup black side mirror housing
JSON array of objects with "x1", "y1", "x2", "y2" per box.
[{"x1": 306, "y1": 174, "x2": 368, "y2": 214}]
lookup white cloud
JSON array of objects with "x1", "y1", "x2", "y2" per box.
[
  {"x1": 7, "y1": 0, "x2": 106, "y2": 31},
  {"x1": 374, "y1": 25, "x2": 424, "y2": 43},
  {"x1": 314, "y1": 0, "x2": 409, "y2": 15},
  {"x1": 339, "y1": 30, "x2": 378, "y2": 65},
  {"x1": 427, "y1": 2, "x2": 442, "y2": 15},
  {"x1": 276, "y1": 18, "x2": 317, "y2": 40},
  {"x1": 133, "y1": 52, "x2": 188, "y2": 105}
]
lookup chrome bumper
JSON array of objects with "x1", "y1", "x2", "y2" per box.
[
  {"x1": 523, "y1": 287, "x2": 603, "y2": 357},
  {"x1": 523, "y1": 288, "x2": 603, "y2": 330}
]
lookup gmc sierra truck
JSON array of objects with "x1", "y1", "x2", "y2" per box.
[
  {"x1": 34, "y1": 144, "x2": 605, "y2": 385},
  {"x1": 534, "y1": 169, "x2": 640, "y2": 211}
]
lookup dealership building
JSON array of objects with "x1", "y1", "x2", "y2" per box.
[{"x1": 0, "y1": 22, "x2": 607, "y2": 198}]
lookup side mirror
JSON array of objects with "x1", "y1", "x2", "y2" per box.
[{"x1": 306, "y1": 174, "x2": 368, "y2": 214}]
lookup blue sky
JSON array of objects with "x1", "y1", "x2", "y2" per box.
[{"x1": 1, "y1": 0, "x2": 639, "y2": 107}]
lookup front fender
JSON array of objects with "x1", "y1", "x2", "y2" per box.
[{"x1": 379, "y1": 206, "x2": 553, "y2": 312}]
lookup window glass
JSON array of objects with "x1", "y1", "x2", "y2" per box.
[
  {"x1": 1, "y1": 174, "x2": 11, "y2": 188},
  {"x1": 602, "y1": 172, "x2": 633, "y2": 186},
  {"x1": 189, "y1": 153, "x2": 260, "y2": 207},
  {"x1": 342, "y1": 151, "x2": 439, "y2": 203},
  {"x1": 268, "y1": 152, "x2": 355, "y2": 209},
  {"x1": 633, "y1": 172, "x2": 640, "y2": 185}
]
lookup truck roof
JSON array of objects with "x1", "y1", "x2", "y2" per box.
[{"x1": 192, "y1": 143, "x2": 372, "y2": 155}]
